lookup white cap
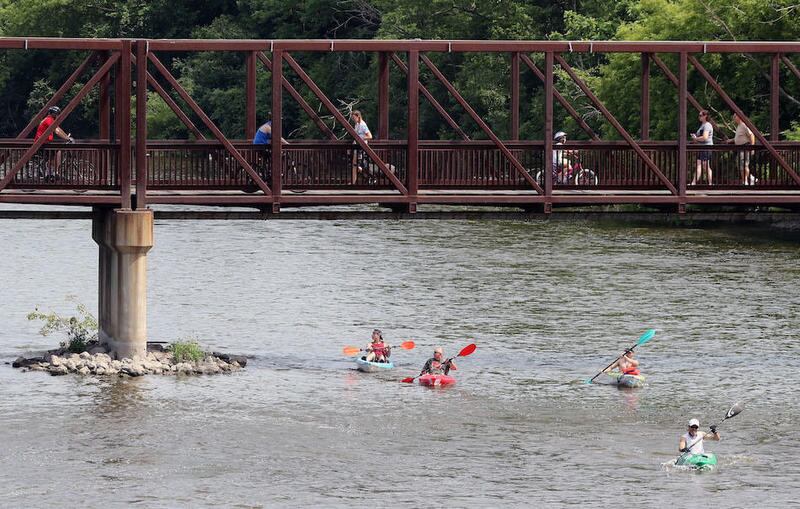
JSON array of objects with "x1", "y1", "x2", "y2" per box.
[
  {"x1": 434, "y1": 346, "x2": 443, "y2": 354},
  {"x1": 688, "y1": 418, "x2": 700, "y2": 427}
]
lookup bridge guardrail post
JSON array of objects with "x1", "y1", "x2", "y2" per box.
[
  {"x1": 407, "y1": 49, "x2": 419, "y2": 213},
  {"x1": 678, "y1": 51, "x2": 687, "y2": 213},
  {"x1": 544, "y1": 51, "x2": 554, "y2": 214},
  {"x1": 135, "y1": 40, "x2": 148, "y2": 209},
  {"x1": 271, "y1": 47, "x2": 282, "y2": 213}
]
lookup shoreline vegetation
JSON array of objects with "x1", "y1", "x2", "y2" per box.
[{"x1": 10, "y1": 299, "x2": 247, "y2": 377}]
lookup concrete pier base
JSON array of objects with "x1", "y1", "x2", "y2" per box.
[{"x1": 92, "y1": 208, "x2": 154, "y2": 359}]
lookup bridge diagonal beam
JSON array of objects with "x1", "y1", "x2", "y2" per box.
[
  {"x1": 0, "y1": 53, "x2": 120, "y2": 193},
  {"x1": 781, "y1": 55, "x2": 800, "y2": 83},
  {"x1": 419, "y1": 54, "x2": 544, "y2": 194},
  {"x1": 282, "y1": 52, "x2": 408, "y2": 195},
  {"x1": 554, "y1": 54, "x2": 678, "y2": 195},
  {"x1": 389, "y1": 53, "x2": 470, "y2": 141},
  {"x1": 689, "y1": 55, "x2": 800, "y2": 186},
  {"x1": 650, "y1": 54, "x2": 705, "y2": 113},
  {"x1": 17, "y1": 52, "x2": 99, "y2": 139},
  {"x1": 256, "y1": 52, "x2": 337, "y2": 140},
  {"x1": 147, "y1": 52, "x2": 272, "y2": 195},
  {"x1": 130, "y1": 52, "x2": 206, "y2": 139},
  {"x1": 519, "y1": 54, "x2": 599, "y2": 140}
]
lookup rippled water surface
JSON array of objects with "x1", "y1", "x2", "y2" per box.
[{"x1": 1, "y1": 212, "x2": 799, "y2": 507}]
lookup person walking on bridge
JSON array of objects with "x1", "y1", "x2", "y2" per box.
[
  {"x1": 350, "y1": 110, "x2": 372, "y2": 184},
  {"x1": 690, "y1": 110, "x2": 714, "y2": 186},
  {"x1": 727, "y1": 112, "x2": 756, "y2": 186}
]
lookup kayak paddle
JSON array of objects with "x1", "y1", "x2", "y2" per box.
[
  {"x1": 584, "y1": 328, "x2": 656, "y2": 384},
  {"x1": 401, "y1": 343, "x2": 476, "y2": 383},
  {"x1": 677, "y1": 402, "x2": 744, "y2": 462},
  {"x1": 342, "y1": 340, "x2": 415, "y2": 356}
]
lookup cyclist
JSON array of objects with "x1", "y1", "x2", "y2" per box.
[
  {"x1": 34, "y1": 106, "x2": 74, "y2": 177},
  {"x1": 552, "y1": 131, "x2": 575, "y2": 184}
]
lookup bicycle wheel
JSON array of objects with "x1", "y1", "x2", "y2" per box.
[
  {"x1": 60, "y1": 159, "x2": 97, "y2": 193},
  {"x1": 574, "y1": 169, "x2": 598, "y2": 186}
]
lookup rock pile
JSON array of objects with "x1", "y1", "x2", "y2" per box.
[{"x1": 11, "y1": 344, "x2": 247, "y2": 377}]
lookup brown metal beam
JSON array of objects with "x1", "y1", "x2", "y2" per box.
[
  {"x1": 678, "y1": 52, "x2": 688, "y2": 206},
  {"x1": 519, "y1": 54, "x2": 599, "y2": 140},
  {"x1": 120, "y1": 41, "x2": 132, "y2": 209},
  {"x1": 689, "y1": 54, "x2": 800, "y2": 186},
  {"x1": 544, "y1": 51, "x2": 554, "y2": 209},
  {"x1": 256, "y1": 52, "x2": 337, "y2": 140},
  {"x1": 554, "y1": 54, "x2": 677, "y2": 194},
  {"x1": 135, "y1": 40, "x2": 148, "y2": 208},
  {"x1": 99, "y1": 51, "x2": 112, "y2": 140},
  {"x1": 148, "y1": 52, "x2": 271, "y2": 194},
  {"x1": 407, "y1": 50, "x2": 419, "y2": 211},
  {"x1": 651, "y1": 54, "x2": 705, "y2": 113},
  {"x1": 271, "y1": 49, "x2": 283, "y2": 211},
  {"x1": 145, "y1": 73, "x2": 206, "y2": 140},
  {"x1": 282, "y1": 52, "x2": 408, "y2": 194},
  {"x1": 390, "y1": 52, "x2": 470, "y2": 141},
  {"x1": 0, "y1": 54, "x2": 120, "y2": 191},
  {"x1": 419, "y1": 54, "x2": 544, "y2": 194}
]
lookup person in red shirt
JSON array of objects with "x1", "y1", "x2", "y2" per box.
[
  {"x1": 35, "y1": 106, "x2": 73, "y2": 143},
  {"x1": 34, "y1": 106, "x2": 74, "y2": 175}
]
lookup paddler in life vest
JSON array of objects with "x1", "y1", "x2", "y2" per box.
[
  {"x1": 364, "y1": 329, "x2": 390, "y2": 363},
  {"x1": 419, "y1": 347, "x2": 457, "y2": 375},
  {"x1": 604, "y1": 348, "x2": 640, "y2": 376},
  {"x1": 679, "y1": 418, "x2": 720, "y2": 454}
]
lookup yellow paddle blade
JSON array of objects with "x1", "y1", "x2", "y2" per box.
[
  {"x1": 399, "y1": 340, "x2": 416, "y2": 350},
  {"x1": 342, "y1": 346, "x2": 361, "y2": 356}
]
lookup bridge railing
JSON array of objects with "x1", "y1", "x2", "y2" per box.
[
  {"x1": 2, "y1": 139, "x2": 800, "y2": 193},
  {"x1": 0, "y1": 141, "x2": 118, "y2": 191}
]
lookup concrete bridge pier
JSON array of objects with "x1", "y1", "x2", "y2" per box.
[{"x1": 92, "y1": 208, "x2": 154, "y2": 359}]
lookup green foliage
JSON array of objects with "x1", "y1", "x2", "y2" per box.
[
  {"x1": 27, "y1": 296, "x2": 98, "y2": 353},
  {"x1": 1, "y1": 0, "x2": 799, "y2": 141},
  {"x1": 169, "y1": 340, "x2": 205, "y2": 363}
]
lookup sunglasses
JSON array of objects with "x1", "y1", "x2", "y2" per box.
[{"x1": 689, "y1": 425, "x2": 699, "y2": 429}]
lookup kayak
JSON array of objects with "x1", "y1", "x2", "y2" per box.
[
  {"x1": 418, "y1": 374, "x2": 456, "y2": 387},
  {"x1": 355, "y1": 357, "x2": 394, "y2": 373},
  {"x1": 675, "y1": 452, "x2": 717, "y2": 470},
  {"x1": 606, "y1": 371, "x2": 646, "y2": 388}
]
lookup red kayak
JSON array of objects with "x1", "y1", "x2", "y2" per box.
[{"x1": 418, "y1": 374, "x2": 456, "y2": 387}]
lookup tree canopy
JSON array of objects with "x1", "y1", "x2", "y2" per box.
[{"x1": 1, "y1": 0, "x2": 799, "y2": 140}]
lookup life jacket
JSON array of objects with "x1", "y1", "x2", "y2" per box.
[
  {"x1": 427, "y1": 358, "x2": 444, "y2": 375},
  {"x1": 623, "y1": 367, "x2": 640, "y2": 376},
  {"x1": 370, "y1": 341, "x2": 387, "y2": 357}
]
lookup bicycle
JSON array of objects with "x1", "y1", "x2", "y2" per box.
[
  {"x1": 10, "y1": 146, "x2": 97, "y2": 193},
  {"x1": 535, "y1": 154, "x2": 598, "y2": 186},
  {"x1": 244, "y1": 151, "x2": 308, "y2": 194}
]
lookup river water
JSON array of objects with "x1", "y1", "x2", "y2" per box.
[{"x1": 1, "y1": 211, "x2": 799, "y2": 508}]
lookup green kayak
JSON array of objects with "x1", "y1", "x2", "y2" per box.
[
  {"x1": 605, "y1": 371, "x2": 645, "y2": 388},
  {"x1": 675, "y1": 453, "x2": 717, "y2": 470}
]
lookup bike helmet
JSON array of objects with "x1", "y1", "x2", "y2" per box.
[
  {"x1": 48, "y1": 106, "x2": 61, "y2": 115},
  {"x1": 554, "y1": 131, "x2": 567, "y2": 142}
]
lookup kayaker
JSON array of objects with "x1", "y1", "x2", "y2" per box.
[
  {"x1": 419, "y1": 347, "x2": 457, "y2": 376},
  {"x1": 364, "y1": 329, "x2": 390, "y2": 363},
  {"x1": 604, "y1": 348, "x2": 640, "y2": 376},
  {"x1": 679, "y1": 418, "x2": 720, "y2": 454}
]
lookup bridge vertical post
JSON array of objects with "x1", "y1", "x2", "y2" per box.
[
  {"x1": 543, "y1": 51, "x2": 554, "y2": 214},
  {"x1": 135, "y1": 40, "x2": 148, "y2": 209},
  {"x1": 511, "y1": 52, "x2": 520, "y2": 141},
  {"x1": 271, "y1": 48, "x2": 283, "y2": 213},
  {"x1": 771, "y1": 53, "x2": 780, "y2": 141},
  {"x1": 641, "y1": 53, "x2": 650, "y2": 140},
  {"x1": 246, "y1": 51, "x2": 257, "y2": 140},
  {"x1": 119, "y1": 40, "x2": 132, "y2": 210},
  {"x1": 93, "y1": 208, "x2": 116, "y2": 348},
  {"x1": 678, "y1": 51, "x2": 688, "y2": 213},
  {"x1": 407, "y1": 50, "x2": 419, "y2": 213},
  {"x1": 100, "y1": 51, "x2": 112, "y2": 140},
  {"x1": 379, "y1": 52, "x2": 390, "y2": 139}
]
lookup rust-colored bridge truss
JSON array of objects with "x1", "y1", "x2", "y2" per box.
[{"x1": 2, "y1": 38, "x2": 800, "y2": 213}]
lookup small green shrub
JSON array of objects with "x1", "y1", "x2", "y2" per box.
[
  {"x1": 27, "y1": 297, "x2": 98, "y2": 353},
  {"x1": 169, "y1": 341, "x2": 205, "y2": 363}
]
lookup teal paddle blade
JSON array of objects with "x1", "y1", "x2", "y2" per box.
[{"x1": 636, "y1": 329, "x2": 656, "y2": 346}]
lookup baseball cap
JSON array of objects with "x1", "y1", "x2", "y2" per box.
[
  {"x1": 688, "y1": 418, "x2": 700, "y2": 427},
  {"x1": 434, "y1": 347, "x2": 443, "y2": 354}
]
